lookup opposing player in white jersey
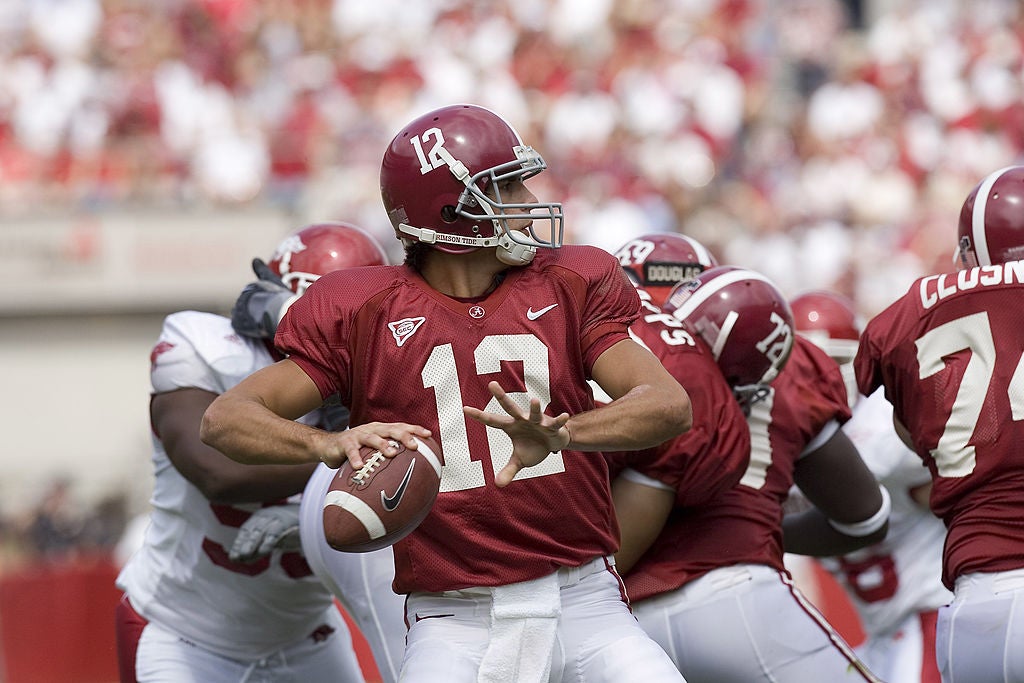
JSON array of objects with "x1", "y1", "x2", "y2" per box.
[
  {"x1": 791, "y1": 291, "x2": 951, "y2": 683},
  {"x1": 201, "y1": 104, "x2": 692, "y2": 683},
  {"x1": 857, "y1": 166, "x2": 1024, "y2": 683},
  {"x1": 115, "y1": 222, "x2": 388, "y2": 683},
  {"x1": 228, "y1": 236, "x2": 408, "y2": 683}
]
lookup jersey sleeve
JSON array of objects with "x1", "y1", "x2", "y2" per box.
[
  {"x1": 576, "y1": 247, "x2": 642, "y2": 370},
  {"x1": 795, "y1": 338, "x2": 854, "y2": 428},
  {"x1": 273, "y1": 272, "x2": 354, "y2": 400},
  {"x1": 854, "y1": 290, "x2": 915, "y2": 400},
  {"x1": 614, "y1": 318, "x2": 751, "y2": 506},
  {"x1": 150, "y1": 311, "x2": 230, "y2": 394}
]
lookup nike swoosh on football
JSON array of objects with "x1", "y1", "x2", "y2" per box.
[
  {"x1": 527, "y1": 303, "x2": 559, "y2": 320},
  {"x1": 381, "y1": 460, "x2": 417, "y2": 511}
]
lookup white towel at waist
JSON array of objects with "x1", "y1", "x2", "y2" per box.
[{"x1": 477, "y1": 571, "x2": 561, "y2": 683}]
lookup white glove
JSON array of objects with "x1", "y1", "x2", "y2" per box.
[{"x1": 229, "y1": 504, "x2": 302, "y2": 563}]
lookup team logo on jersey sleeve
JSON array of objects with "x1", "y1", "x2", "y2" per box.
[
  {"x1": 388, "y1": 317, "x2": 426, "y2": 346},
  {"x1": 149, "y1": 340, "x2": 176, "y2": 367}
]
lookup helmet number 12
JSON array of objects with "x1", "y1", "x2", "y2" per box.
[{"x1": 410, "y1": 128, "x2": 447, "y2": 175}]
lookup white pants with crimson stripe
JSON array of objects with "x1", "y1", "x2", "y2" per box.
[
  {"x1": 631, "y1": 563, "x2": 881, "y2": 683},
  {"x1": 399, "y1": 557, "x2": 684, "y2": 682}
]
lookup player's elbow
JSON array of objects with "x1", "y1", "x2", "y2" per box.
[
  {"x1": 666, "y1": 384, "x2": 693, "y2": 435},
  {"x1": 675, "y1": 389, "x2": 693, "y2": 434},
  {"x1": 199, "y1": 396, "x2": 231, "y2": 454},
  {"x1": 652, "y1": 383, "x2": 693, "y2": 443}
]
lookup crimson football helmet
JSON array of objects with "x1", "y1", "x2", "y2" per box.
[
  {"x1": 789, "y1": 290, "x2": 861, "y2": 365},
  {"x1": 379, "y1": 104, "x2": 563, "y2": 266},
  {"x1": 957, "y1": 165, "x2": 1024, "y2": 268},
  {"x1": 664, "y1": 265, "x2": 795, "y2": 410},
  {"x1": 613, "y1": 233, "x2": 719, "y2": 308},
  {"x1": 268, "y1": 222, "x2": 388, "y2": 294}
]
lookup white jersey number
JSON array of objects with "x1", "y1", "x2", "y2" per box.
[
  {"x1": 915, "y1": 312, "x2": 1024, "y2": 478},
  {"x1": 421, "y1": 335, "x2": 565, "y2": 493},
  {"x1": 741, "y1": 388, "x2": 776, "y2": 489}
]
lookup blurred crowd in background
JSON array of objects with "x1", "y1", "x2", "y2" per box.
[{"x1": 3, "y1": 0, "x2": 1024, "y2": 565}]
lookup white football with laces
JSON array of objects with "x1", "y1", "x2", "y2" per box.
[{"x1": 322, "y1": 436, "x2": 442, "y2": 553}]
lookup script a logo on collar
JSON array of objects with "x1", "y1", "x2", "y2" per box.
[{"x1": 389, "y1": 317, "x2": 426, "y2": 347}]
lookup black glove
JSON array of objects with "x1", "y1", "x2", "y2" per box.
[{"x1": 230, "y1": 258, "x2": 297, "y2": 339}]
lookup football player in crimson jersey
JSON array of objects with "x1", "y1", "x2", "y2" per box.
[
  {"x1": 200, "y1": 104, "x2": 692, "y2": 683},
  {"x1": 115, "y1": 223, "x2": 387, "y2": 683},
  {"x1": 604, "y1": 269, "x2": 753, "y2": 580},
  {"x1": 610, "y1": 259, "x2": 888, "y2": 682},
  {"x1": 856, "y1": 165, "x2": 1024, "y2": 683},
  {"x1": 791, "y1": 290, "x2": 950, "y2": 683}
]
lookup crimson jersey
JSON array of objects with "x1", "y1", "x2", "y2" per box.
[
  {"x1": 276, "y1": 245, "x2": 637, "y2": 594},
  {"x1": 609, "y1": 292, "x2": 751, "y2": 603},
  {"x1": 625, "y1": 336, "x2": 850, "y2": 603},
  {"x1": 855, "y1": 261, "x2": 1024, "y2": 589}
]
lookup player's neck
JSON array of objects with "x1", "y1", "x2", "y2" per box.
[{"x1": 420, "y1": 249, "x2": 509, "y2": 299}]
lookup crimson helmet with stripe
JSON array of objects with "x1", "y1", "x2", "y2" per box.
[
  {"x1": 380, "y1": 103, "x2": 563, "y2": 266},
  {"x1": 957, "y1": 165, "x2": 1024, "y2": 268},
  {"x1": 664, "y1": 265, "x2": 795, "y2": 410}
]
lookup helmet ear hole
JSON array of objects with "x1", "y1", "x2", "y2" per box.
[{"x1": 441, "y1": 206, "x2": 458, "y2": 223}]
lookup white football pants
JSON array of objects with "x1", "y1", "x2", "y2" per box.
[
  {"x1": 632, "y1": 563, "x2": 881, "y2": 682},
  {"x1": 301, "y1": 462, "x2": 408, "y2": 683},
  {"x1": 937, "y1": 568, "x2": 1024, "y2": 682},
  {"x1": 399, "y1": 557, "x2": 685, "y2": 683}
]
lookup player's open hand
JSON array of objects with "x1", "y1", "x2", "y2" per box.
[{"x1": 463, "y1": 381, "x2": 571, "y2": 487}]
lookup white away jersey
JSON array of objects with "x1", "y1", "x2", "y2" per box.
[
  {"x1": 116, "y1": 311, "x2": 335, "y2": 660},
  {"x1": 822, "y1": 389, "x2": 952, "y2": 636}
]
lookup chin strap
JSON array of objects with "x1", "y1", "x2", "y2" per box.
[
  {"x1": 496, "y1": 234, "x2": 536, "y2": 265},
  {"x1": 399, "y1": 222, "x2": 537, "y2": 266}
]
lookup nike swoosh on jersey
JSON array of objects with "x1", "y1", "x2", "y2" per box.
[
  {"x1": 381, "y1": 460, "x2": 416, "y2": 511},
  {"x1": 527, "y1": 303, "x2": 559, "y2": 320}
]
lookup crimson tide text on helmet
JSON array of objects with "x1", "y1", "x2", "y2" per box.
[
  {"x1": 664, "y1": 265, "x2": 795, "y2": 411},
  {"x1": 269, "y1": 222, "x2": 388, "y2": 294},
  {"x1": 789, "y1": 290, "x2": 861, "y2": 365},
  {"x1": 379, "y1": 103, "x2": 564, "y2": 266},
  {"x1": 613, "y1": 233, "x2": 719, "y2": 308},
  {"x1": 957, "y1": 165, "x2": 1024, "y2": 268}
]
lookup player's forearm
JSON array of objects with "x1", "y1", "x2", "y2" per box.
[
  {"x1": 567, "y1": 384, "x2": 691, "y2": 452},
  {"x1": 200, "y1": 392, "x2": 328, "y2": 466},
  {"x1": 782, "y1": 507, "x2": 889, "y2": 556}
]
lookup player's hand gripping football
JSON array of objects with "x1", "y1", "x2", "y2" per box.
[
  {"x1": 319, "y1": 422, "x2": 434, "y2": 469},
  {"x1": 463, "y1": 381, "x2": 571, "y2": 487}
]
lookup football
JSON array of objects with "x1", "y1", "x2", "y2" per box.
[{"x1": 322, "y1": 435, "x2": 443, "y2": 553}]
